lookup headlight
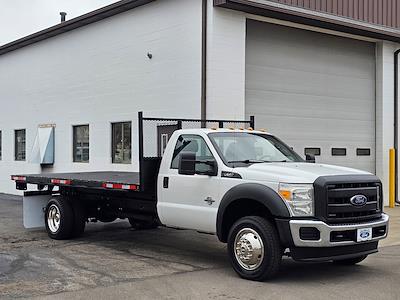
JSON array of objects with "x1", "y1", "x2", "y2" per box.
[{"x1": 278, "y1": 183, "x2": 314, "y2": 216}]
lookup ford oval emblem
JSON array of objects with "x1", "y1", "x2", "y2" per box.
[
  {"x1": 360, "y1": 231, "x2": 370, "y2": 239},
  {"x1": 350, "y1": 195, "x2": 368, "y2": 207}
]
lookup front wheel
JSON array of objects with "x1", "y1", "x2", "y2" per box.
[
  {"x1": 227, "y1": 216, "x2": 282, "y2": 281},
  {"x1": 332, "y1": 255, "x2": 368, "y2": 265}
]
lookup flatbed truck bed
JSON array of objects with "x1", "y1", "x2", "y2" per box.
[{"x1": 12, "y1": 171, "x2": 141, "y2": 190}]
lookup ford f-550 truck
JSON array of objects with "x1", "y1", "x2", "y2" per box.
[{"x1": 12, "y1": 113, "x2": 389, "y2": 281}]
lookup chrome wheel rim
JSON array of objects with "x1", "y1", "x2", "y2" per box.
[
  {"x1": 47, "y1": 204, "x2": 61, "y2": 233},
  {"x1": 234, "y1": 228, "x2": 264, "y2": 271}
]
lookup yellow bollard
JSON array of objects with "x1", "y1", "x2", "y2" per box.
[{"x1": 389, "y1": 148, "x2": 396, "y2": 208}]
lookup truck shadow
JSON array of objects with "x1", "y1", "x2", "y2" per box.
[
  {"x1": 77, "y1": 221, "x2": 378, "y2": 282},
  {"x1": 275, "y1": 259, "x2": 374, "y2": 283}
]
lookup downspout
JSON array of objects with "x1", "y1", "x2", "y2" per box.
[
  {"x1": 201, "y1": 0, "x2": 208, "y2": 126},
  {"x1": 394, "y1": 49, "x2": 400, "y2": 203}
]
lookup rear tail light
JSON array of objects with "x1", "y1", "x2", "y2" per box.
[
  {"x1": 102, "y1": 183, "x2": 138, "y2": 191},
  {"x1": 11, "y1": 176, "x2": 26, "y2": 182},
  {"x1": 51, "y1": 179, "x2": 72, "y2": 185}
]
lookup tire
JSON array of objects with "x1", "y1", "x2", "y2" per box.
[
  {"x1": 71, "y1": 201, "x2": 86, "y2": 238},
  {"x1": 128, "y1": 218, "x2": 158, "y2": 230},
  {"x1": 227, "y1": 216, "x2": 282, "y2": 281},
  {"x1": 44, "y1": 197, "x2": 74, "y2": 240},
  {"x1": 332, "y1": 255, "x2": 368, "y2": 265}
]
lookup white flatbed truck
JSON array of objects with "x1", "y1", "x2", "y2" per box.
[{"x1": 12, "y1": 112, "x2": 389, "y2": 281}]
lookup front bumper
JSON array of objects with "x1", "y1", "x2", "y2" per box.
[{"x1": 289, "y1": 213, "x2": 389, "y2": 247}]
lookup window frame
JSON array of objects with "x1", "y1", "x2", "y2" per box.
[
  {"x1": 73, "y1": 124, "x2": 90, "y2": 163},
  {"x1": 14, "y1": 129, "x2": 26, "y2": 161},
  {"x1": 112, "y1": 121, "x2": 132, "y2": 164},
  {"x1": 170, "y1": 134, "x2": 217, "y2": 171},
  {"x1": 161, "y1": 133, "x2": 169, "y2": 156}
]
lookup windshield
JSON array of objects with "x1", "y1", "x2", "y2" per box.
[{"x1": 208, "y1": 132, "x2": 303, "y2": 167}]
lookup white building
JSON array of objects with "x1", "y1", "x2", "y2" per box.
[{"x1": 0, "y1": 0, "x2": 399, "y2": 206}]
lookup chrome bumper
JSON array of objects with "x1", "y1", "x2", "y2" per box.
[{"x1": 289, "y1": 213, "x2": 389, "y2": 247}]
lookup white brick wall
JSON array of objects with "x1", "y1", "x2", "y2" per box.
[
  {"x1": 0, "y1": 0, "x2": 202, "y2": 194},
  {"x1": 206, "y1": 0, "x2": 246, "y2": 120}
]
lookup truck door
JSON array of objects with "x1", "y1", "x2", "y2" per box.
[{"x1": 157, "y1": 134, "x2": 220, "y2": 233}]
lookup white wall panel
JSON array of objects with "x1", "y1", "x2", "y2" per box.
[
  {"x1": 0, "y1": 0, "x2": 202, "y2": 194},
  {"x1": 206, "y1": 0, "x2": 246, "y2": 120},
  {"x1": 376, "y1": 41, "x2": 399, "y2": 206},
  {"x1": 246, "y1": 20, "x2": 376, "y2": 174}
]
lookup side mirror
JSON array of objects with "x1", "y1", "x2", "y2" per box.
[
  {"x1": 178, "y1": 152, "x2": 196, "y2": 175},
  {"x1": 178, "y1": 153, "x2": 219, "y2": 176},
  {"x1": 202, "y1": 160, "x2": 218, "y2": 177},
  {"x1": 306, "y1": 154, "x2": 316, "y2": 163}
]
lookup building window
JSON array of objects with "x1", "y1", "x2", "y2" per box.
[
  {"x1": 304, "y1": 148, "x2": 321, "y2": 156},
  {"x1": 73, "y1": 125, "x2": 89, "y2": 162},
  {"x1": 112, "y1": 122, "x2": 131, "y2": 164},
  {"x1": 357, "y1": 148, "x2": 371, "y2": 156},
  {"x1": 15, "y1": 129, "x2": 26, "y2": 161},
  {"x1": 332, "y1": 148, "x2": 346, "y2": 156}
]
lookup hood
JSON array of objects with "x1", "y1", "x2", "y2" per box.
[{"x1": 235, "y1": 162, "x2": 371, "y2": 183}]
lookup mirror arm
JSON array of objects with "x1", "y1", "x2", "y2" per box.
[{"x1": 196, "y1": 159, "x2": 214, "y2": 166}]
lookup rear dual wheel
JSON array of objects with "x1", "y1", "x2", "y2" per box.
[{"x1": 45, "y1": 196, "x2": 86, "y2": 240}]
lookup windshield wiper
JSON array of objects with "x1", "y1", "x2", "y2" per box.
[{"x1": 227, "y1": 159, "x2": 266, "y2": 164}]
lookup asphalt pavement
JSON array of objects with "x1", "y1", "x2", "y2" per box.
[{"x1": 0, "y1": 194, "x2": 399, "y2": 300}]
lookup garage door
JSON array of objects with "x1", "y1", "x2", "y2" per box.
[{"x1": 245, "y1": 20, "x2": 376, "y2": 173}]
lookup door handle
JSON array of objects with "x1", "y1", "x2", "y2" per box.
[{"x1": 163, "y1": 177, "x2": 169, "y2": 188}]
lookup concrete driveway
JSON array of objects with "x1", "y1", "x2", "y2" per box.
[{"x1": 0, "y1": 194, "x2": 398, "y2": 300}]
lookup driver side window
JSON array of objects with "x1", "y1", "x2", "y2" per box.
[{"x1": 171, "y1": 135, "x2": 215, "y2": 173}]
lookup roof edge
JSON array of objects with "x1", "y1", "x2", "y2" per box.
[
  {"x1": 0, "y1": 0, "x2": 156, "y2": 56},
  {"x1": 215, "y1": 0, "x2": 400, "y2": 43}
]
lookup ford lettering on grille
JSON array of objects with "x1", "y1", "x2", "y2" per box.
[{"x1": 350, "y1": 195, "x2": 368, "y2": 207}]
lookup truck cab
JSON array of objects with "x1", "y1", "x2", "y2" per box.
[
  {"x1": 156, "y1": 128, "x2": 389, "y2": 280},
  {"x1": 12, "y1": 114, "x2": 389, "y2": 281}
]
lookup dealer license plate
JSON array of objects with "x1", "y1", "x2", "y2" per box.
[{"x1": 357, "y1": 228, "x2": 372, "y2": 242}]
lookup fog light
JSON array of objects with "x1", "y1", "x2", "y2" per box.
[
  {"x1": 372, "y1": 226, "x2": 386, "y2": 238},
  {"x1": 299, "y1": 227, "x2": 320, "y2": 241}
]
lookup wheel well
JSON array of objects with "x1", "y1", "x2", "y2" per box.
[{"x1": 220, "y1": 198, "x2": 273, "y2": 243}]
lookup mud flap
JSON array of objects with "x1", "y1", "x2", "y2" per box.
[{"x1": 23, "y1": 192, "x2": 53, "y2": 229}]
